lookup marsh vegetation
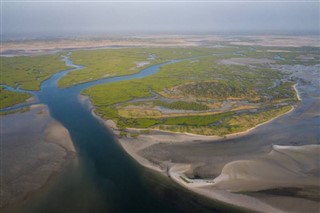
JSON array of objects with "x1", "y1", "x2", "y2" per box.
[
  {"x1": 2, "y1": 46, "x2": 313, "y2": 135},
  {"x1": 0, "y1": 54, "x2": 68, "y2": 109},
  {"x1": 81, "y1": 47, "x2": 303, "y2": 136}
]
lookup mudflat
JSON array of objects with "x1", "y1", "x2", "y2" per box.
[
  {"x1": 106, "y1": 62, "x2": 320, "y2": 213},
  {"x1": 0, "y1": 105, "x2": 75, "y2": 211}
]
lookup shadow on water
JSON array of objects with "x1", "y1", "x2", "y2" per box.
[{"x1": 5, "y1": 55, "x2": 247, "y2": 213}]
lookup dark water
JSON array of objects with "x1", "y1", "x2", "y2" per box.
[{"x1": 3, "y1": 55, "x2": 244, "y2": 213}]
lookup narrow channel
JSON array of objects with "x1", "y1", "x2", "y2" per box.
[{"x1": 8, "y1": 55, "x2": 237, "y2": 213}]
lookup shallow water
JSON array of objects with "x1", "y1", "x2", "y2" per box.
[
  {"x1": 3, "y1": 55, "x2": 242, "y2": 213},
  {"x1": 140, "y1": 64, "x2": 320, "y2": 179},
  {"x1": 3, "y1": 54, "x2": 319, "y2": 213}
]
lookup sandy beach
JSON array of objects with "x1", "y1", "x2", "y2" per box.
[
  {"x1": 92, "y1": 75, "x2": 320, "y2": 213},
  {"x1": 0, "y1": 105, "x2": 76, "y2": 211},
  {"x1": 109, "y1": 115, "x2": 320, "y2": 213}
]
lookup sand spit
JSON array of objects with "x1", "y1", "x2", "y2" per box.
[
  {"x1": 86, "y1": 60, "x2": 317, "y2": 212},
  {"x1": 114, "y1": 125, "x2": 320, "y2": 213},
  {"x1": 213, "y1": 145, "x2": 320, "y2": 191},
  {"x1": 45, "y1": 120, "x2": 76, "y2": 152},
  {"x1": 293, "y1": 83, "x2": 302, "y2": 101},
  {"x1": 167, "y1": 145, "x2": 320, "y2": 213},
  {"x1": 98, "y1": 100, "x2": 317, "y2": 212},
  {"x1": 1, "y1": 37, "x2": 200, "y2": 56},
  {"x1": 87, "y1": 82, "x2": 303, "y2": 213},
  {"x1": 0, "y1": 105, "x2": 75, "y2": 210}
]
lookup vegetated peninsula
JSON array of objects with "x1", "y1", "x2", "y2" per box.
[
  {"x1": 82, "y1": 47, "x2": 299, "y2": 137},
  {"x1": 75, "y1": 41, "x2": 319, "y2": 212},
  {"x1": 1, "y1": 36, "x2": 319, "y2": 212}
]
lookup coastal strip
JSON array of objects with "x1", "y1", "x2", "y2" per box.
[{"x1": 82, "y1": 63, "x2": 306, "y2": 213}]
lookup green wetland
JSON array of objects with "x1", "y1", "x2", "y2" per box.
[
  {"x1": 1, "y1": 47, "x2": 304, "y2": 135},
  {"x1": 79, "y1": 47, "x2": 300, "y2": 136},
  {"x1": 1, "y1": 44, "x2": 319, "y2": 213}
]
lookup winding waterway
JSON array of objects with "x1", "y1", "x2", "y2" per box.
[
  {"x1": 3, "y1": 55, "x2": 239, "y2": 213},
  {"x1": 3, "y1": 53, "x2": 319, "y2": 213}
]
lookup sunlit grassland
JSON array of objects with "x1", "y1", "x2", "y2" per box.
[
  {"x1": 0, "y1": 86, "x2": 30, "y2": 109},
  {"x1": 1, "y1": 54, "x2": 68, "y2": 90},
  {"x1": 243, "y1": 46, "x2": 320, "y2": 65},
  {"x1": 58, "y1": 47, "x2": 233, "y2": 87},
  {"x1": 84, "y1": 54, "x2": 289, "y2": 108},
  {"x1": 156, "y1": 106, "x2": 292, "y2": 136},
  {"x1": 83, "y1": 48, "x2": 298, "y2": 135}
]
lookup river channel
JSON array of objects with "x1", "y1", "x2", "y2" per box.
[
  {"x1": 3, "y1": 55, "x2": 240, "y2": 213},
  {"x1": 3, "y1": 53, "x2": 319, "y2": 213}
]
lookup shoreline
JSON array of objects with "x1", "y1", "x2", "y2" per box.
[
  {"x1": 1, "y1": 104, "x2": 76, "y2": 211},
  {"x1": 83, "y1": 91, "x2": 301, "y2": 212},
  {"x1": 293, "y1": 83, "x2": 302, "y2": 101}
]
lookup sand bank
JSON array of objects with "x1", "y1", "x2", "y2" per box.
[
  {"x1": 95, "y1": 104, "x2": 307, "y2": 213},
  {"x1": 143, "y1": 144, "x2": 320, "y2": 213},
  {"x1": 293, "y1": 83, "x2": 302, "y2": 101},
  {"x1": 99, "y1": 101, "x2": 320, "y2": 213},
  {"x1": 113, "y1": 127, "x2": 320, "y2": 212},
  {"x1": 87, "y1": 68, "x2": 317, "y2": 212},
  {"x1": 0, "y1": 104, "x2": 75, "y2": 210}
]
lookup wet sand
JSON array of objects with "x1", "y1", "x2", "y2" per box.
[
  {"x1": 98, "y1": 64, "x2": 320, "y2": 212},
  {"x1": 0, "y1": 105, "x2": 75, "y2": 211},
  {"x1": 101, "y1": 102, "x2": 319, "y2": 213}
]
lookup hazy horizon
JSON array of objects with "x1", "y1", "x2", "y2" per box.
[{"x1": 2, "y1": 1, "x2": 319, "y2": 40}]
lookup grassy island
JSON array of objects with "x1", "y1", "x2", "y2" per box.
[
  {"x1": 1, "y1": 46, "x2": 305, "y2": 135},
  {"x1": 1, "y1": 54, "x2": 68, "y2": 90},
  {"x1": 81, "y1": 47, "x2": 300, "y2": 136},
  {"x1": 0, "y1": 54, "x2": 68, "y2": 109}
]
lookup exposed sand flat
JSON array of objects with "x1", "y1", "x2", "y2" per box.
[
  {"x1": 107, "y1": 117, "x2": 320, "y2": 213},
  {"x1": 213, "y1": 145, "x2": 320, "y2": 192},
  {"x1": 166, "y1": 145, "x2": 320, "y2": 213},
  {"x1": 117, "y1": 136, "x2": 165, "y2": 173},
  {"x1": 0, "y1": 105, "x2": 75, "y2": 210},
  {"x1": 2, "y1": 35, "x2": 319, "y2": 57},
  {"x1": 293, "y1": 84, "x2": 302, "y2": 101},
  {"x1": 162, "y1": 164, "x2": 286, "y2": 213},
  {"x1": 45, "y1": 120, "x2": 76, "y2": 152},
  {"x1": 83, "y1": 51, "x2": 319, "y2": 212},
  {"x1": 1, "y1": 35, "x2": 227, "y2": 55},
  {"x1": 109, "y1": 84, "x2": 319, "y2": 213},
  {"x1": 1, "y1": 37, "x2": 200, "y2": 55},
  {"x1": 230, "y1": 36, "x2": 320, "y2": 47},
  {"x1": 252, "y1": 196, "x2": 320, "y2": 213}
]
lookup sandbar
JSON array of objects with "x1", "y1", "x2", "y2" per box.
[{"x1": 0, "y1": 105, "x2": 76, "y2": 211}]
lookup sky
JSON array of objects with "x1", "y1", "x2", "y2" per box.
[{"x1": 1, "y1": 1, "x2": 319, "y2": 40}]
